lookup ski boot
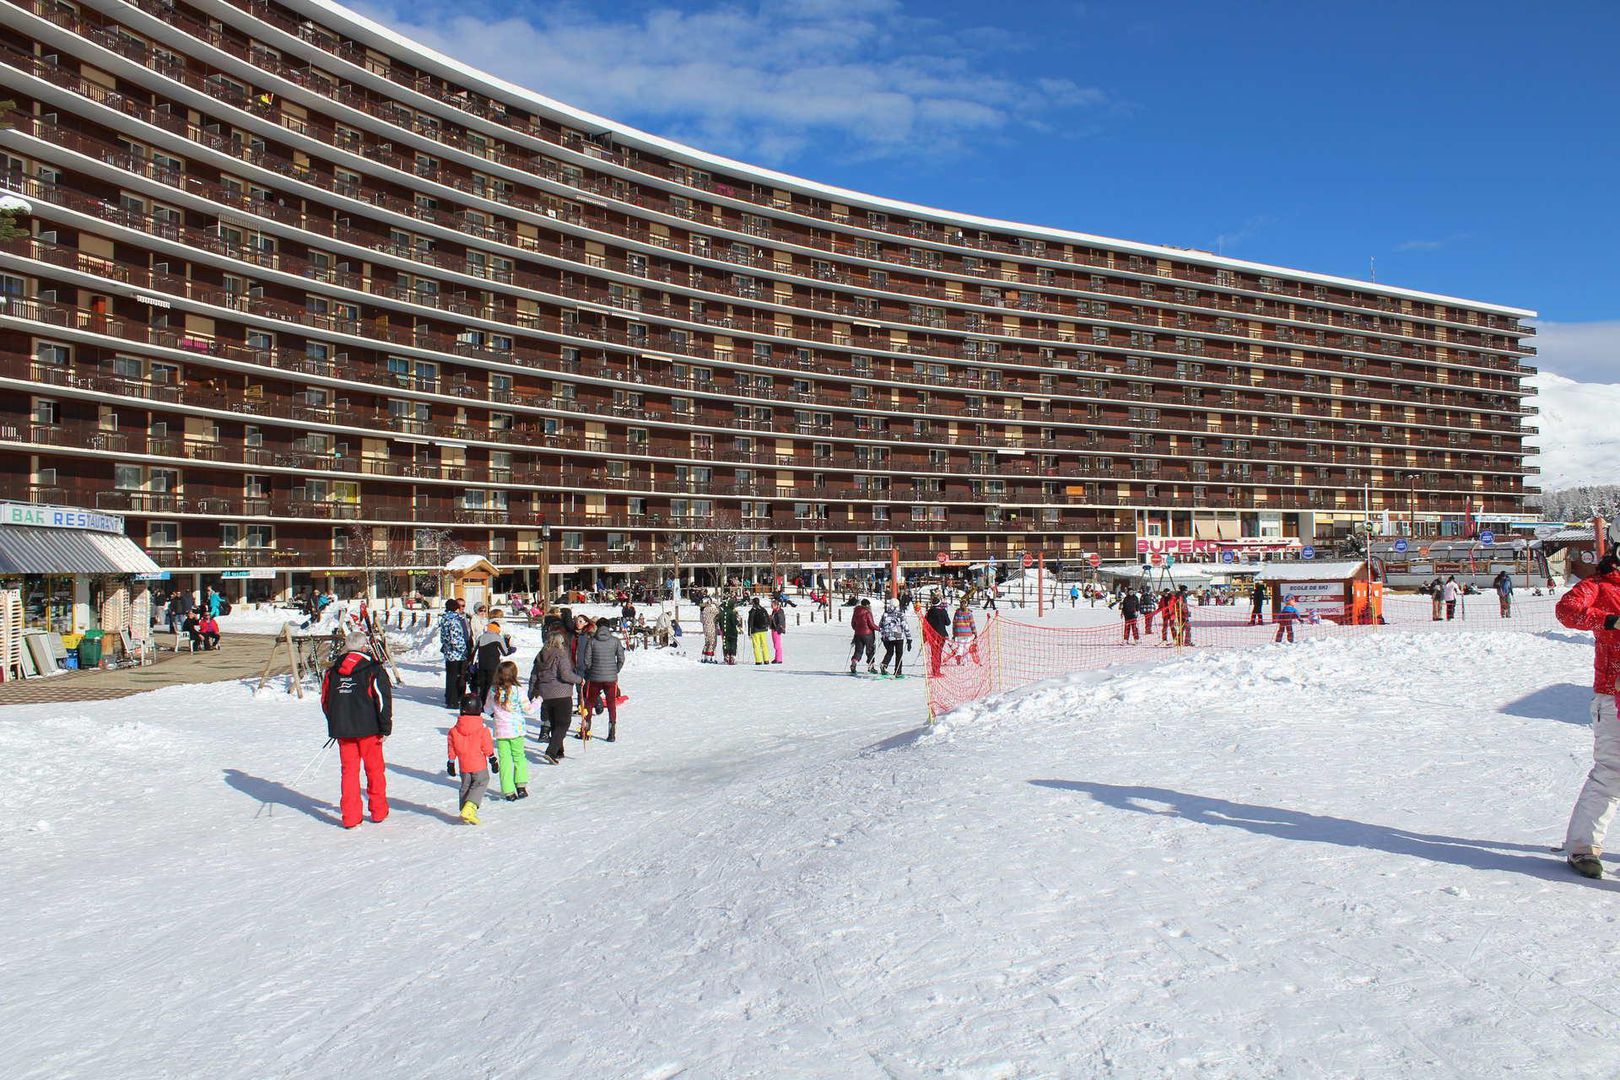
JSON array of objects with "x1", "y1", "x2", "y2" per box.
[
  {"x1": 505, "y1": 793, "x2": 519, "y2": 802},
  {"x1": 460, "y1": 802, "x2": 480, "y2": 825},
  {"x1": 516, "y1": 786, "x2": 529, "y2": 799},
  {"x1": 606, "y1": 723, "x2": 617, "y2": 743}
]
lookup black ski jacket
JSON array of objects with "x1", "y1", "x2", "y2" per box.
[
  {"x1": 747, "y1": 604, "x2": 771, "y2": 633},
  {"x1": 321, "y1": 651, "x2": 393, "y2": 739}
]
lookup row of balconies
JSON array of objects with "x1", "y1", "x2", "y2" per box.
[
  {"x1": 0, "y1": 286, "x2": 1534, "y2": 461},
  {"x1": 121, "y1": 0, "x2": 1536, "y2": 342},
  {"x1": 1, "y1": 38, "x2": 1533, "y2": 369},
  {"x1": 5, "y1": 149, "x2": 1531, "y2": 402}
]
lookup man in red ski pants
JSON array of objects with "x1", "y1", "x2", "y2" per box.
[{"x1": 321, "y1": 632, "x2": 394, "y2": 829}]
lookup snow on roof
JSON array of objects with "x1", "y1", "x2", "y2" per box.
[
  {"x1": 444, "y1": 554, "x2": 490, "y2": 572},
  {"x1": 1258, "y1": 561, "x2": 1367, "y2": 582}
]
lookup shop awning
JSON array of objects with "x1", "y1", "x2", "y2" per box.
[{"x1": 0, "y1": 525, "x2": 162, "y2": 575}]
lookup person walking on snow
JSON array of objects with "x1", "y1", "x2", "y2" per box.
[
  {"x1": 447, "y1": 692, "x2": 496, "y2": 824},
  {"x1": 770, "y1": 598, "x2": 787, "y2": 664},
  {"x1": 1121, "y1": 590, "x2": 1142, "y2": 643},
  {"x1": 472, "y1": 617, "x2": 516, "y2": 708},
  {"x1": 1249, "y1": 580, "x2": 1268, "y2": 626},
  {"x1": 1274, "y1": 595, "x2": 1301, "y2": 643},
  {"x1": 699, "y1": 597, "x2": 719, "y2": 663},
  {"x1": 578, "y1": 618, "x2": 626, "y2": 742},
  {"x1": 321, "y1": 631, "x2": 393, "y2": 829},
  {"x1": 1558, "y1": 553, "x2": 1620, "y2": 878},
  {"x1": 747, "y1": 597, "x2": 772, "y2": 665},
  {"x1": 951, "y1": 599, "x2": 978, "y2": 665},
  {"x1": 528, "y1": 629, "x2": 583, "y2": 763},
  {"x1": 1494, "y1": 570, "x2": 1514, "y2": 618},
  {"x1": 484, "y1": 660, "x2": 531, "y2": 801},
  {"x1": 439, "y1": 598, "x2": 471, "y2": 708},
  {"x1": 1443, "y1": 576, "x2": 1461, "y2": 620},
  {"x1": 924, "y1": 597, "x2": 952, "y2": 677},
  {"x1": 850, "y1": 598, "x2": 879, "y2": 674},
  {"x1": 877, "y1": 598, "x2": 912, "y2": 678},
  {"x1": 1070, "y1": 583, "x2": 1080, "y2": 608}
]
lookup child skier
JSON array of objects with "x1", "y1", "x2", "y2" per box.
[
  {"x1": 483, "y1": 660, "x2": 531, "y2": 801},
  {"x1": 447, "y1": 692, "x2": 496, "y2": 824},
  {"x1": 1274, "y1": 595, "x2": 1301, "y2": 643},
  {"x1": 877, "y1": 597, "x2": 912, "y2": 678}
]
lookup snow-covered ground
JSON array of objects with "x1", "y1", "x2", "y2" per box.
[{"x1": 5, "y1": 604, "x2": 1620, "y2": 1078}]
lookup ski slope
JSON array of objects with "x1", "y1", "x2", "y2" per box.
[{"x1": 4, "y1": 607, "x2": 1619, "y2": 1078}]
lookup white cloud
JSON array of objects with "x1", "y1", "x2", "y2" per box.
[
  {"x1": 1530, "y1": 319, "x2": 1620, "y2": 383},
  {"x1": 351, "y1": 0, "x2": 1108, "y2": 164}
]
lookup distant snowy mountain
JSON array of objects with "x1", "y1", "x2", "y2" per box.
[{"x1": 1528, "y1": 371, "x2": 1620, "y2": 492}]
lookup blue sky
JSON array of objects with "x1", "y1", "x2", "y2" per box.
[{"x1": 357, "y1": 0, "x2": 1620, "y2": 379}]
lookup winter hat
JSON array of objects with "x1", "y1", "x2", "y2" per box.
[
  {"x1": 885, "y1": 598, "x2": 898, "y2": 610},
  {"x1": 344, "y1": 631, "x2": 371, "y2": 653}
]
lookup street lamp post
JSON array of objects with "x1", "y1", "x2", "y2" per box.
[
  {"x1": 540, "y1": 522, "x2": 551, "y2": 618},
  {"x1": 1407, "y1": 474, "x2": 1419, "y2": 537}
]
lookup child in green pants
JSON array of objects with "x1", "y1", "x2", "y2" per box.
[{"x1": 483, "y1": 660, "x2": 531, "y2": 801}]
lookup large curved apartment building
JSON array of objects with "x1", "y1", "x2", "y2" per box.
[{"x1": 0, "y1": 0, "x2": 1538, "y2": 596}]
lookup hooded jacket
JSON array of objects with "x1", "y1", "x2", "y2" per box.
[
  {"x1": 579, "y1": 625, "x2": 626, "y2": 682},
  {"x1": 439, "y1": 611, "x2": 470, "y2": 661},
  {"x1": 321, "y1": 650, "x2": 393, "y2": 739},
  {"x1": 924, "y1": 603, "x2": 951, "y2": 640},
  {"x1": 700, "y1": 602, "x2": 719, "y2": 636},
  {"x1": 878, "y1": 606, "x2": 910, "y2": 643},
  {"x1": 447, "y1": 712, "x2": 494, "y2": 772},
  {"x1": 1557, "y1": 570, "x2": 1620, "y2": 694},
  {"x1": 473, "y1": 626, "x2": 515, "y2": 672},
  {"x1": 850, "y1": 605, "x2": 878, "y2": 637},
  {"x1": 483, "y1": 683, "x2": 530, "y2": 740},
  {"x1": 771, "y1": 606, "x2": 787, "y2": 634},
  {"x1": 527, "y1": 644, "x2": 583, "y2": 702}
]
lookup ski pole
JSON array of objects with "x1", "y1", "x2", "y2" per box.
[{"x1": 257, "y1": 738, "x2": 335, "y2": 819}]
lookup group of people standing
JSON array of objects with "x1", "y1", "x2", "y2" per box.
[
  {"x1": 1115, "y1": 585, "x2": 1195, "y2": 646},
  {"x1": 698, "y1": 595, "x2": 789, "y2": 665}
]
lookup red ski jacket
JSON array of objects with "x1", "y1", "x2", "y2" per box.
[
  {"x1": 850, "y1": 606, "x2": 878, "y2": 636},
  {"x1": 1556, "y1": 570, "x2": 1620, "y2": 694}
]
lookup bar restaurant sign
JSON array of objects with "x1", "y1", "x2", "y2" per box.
[{"x1": 0, "y1": 502, "x2": 126, "y2": 534}]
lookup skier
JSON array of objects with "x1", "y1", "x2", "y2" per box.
[
  {"x1": 578, "y1": 618, "x2": 626, "y2": 742},
  {"x1": 438, "y1": 598, "x2": 471, "y2": 708},
  {"x1": 528, "y1": 629, "x2": 583, "y2": 762},
  {"x1": 1429, "y1": 577, "x2": 1445, "y2": 621},
  {"x1": 1557, "y1": 553, "x2": 1620, "y2": 878},
  {"x1": 1121, "y1": 590, "x2": 1141, "y2": 643},
  {"x1": 483, "y1": 660, "x2": 531, "y2": 801},
  {"x1": 446, "y1": 692, "x2": 495, "y2": 825},
  {"x1": 1070, "y1": 583, "x2": 1080, "y2": 608},
  {"x1": 1494, "y1": 570, "x2": 1514, "y2": 618},
  {"x1": 770, "y1": 598, "x2": 787, "y2": 664},
  {"x1": 1274, "y1": 594, "x2": 1300, "y2": 643},
  {"x1": 699, "y1": 597, "x2": 719, "y2": 663},
  {"x1": 1443, "y1": 576, "x2": 1461, "y2": 620},
  {"x1": 877, "y1": 597, "x2": 912, "y2": 678},
  {"x1": 924, "y1": 596, "x2": 952, "y2": 677},
  {"x1": 1141, "y1": 586, "x2": 1156, "y2": 635},
  {"x1": 320, "y1": 631, "x2": 393, "y2": 830},
  {"x1": 849, "y1": 597, "x2": 878, "y2": 675},
  {"x1": 747, "y1": 597, "x2": 771, "y2": 665},
  {"x1": 1249, "y1": 580, "x2": 1268, "y2": 626},
  {"x1": 720, "y1": 598, "x2": 740, "y2": 665}
]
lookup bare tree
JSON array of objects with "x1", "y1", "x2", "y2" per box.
[
  {"x1": 340, "y1": 523, "x2": 412, "y2": 598},
  {"x1": 697, "y1": 509, "x2": 749, "y2": 593},
  {"x1": 408, "y1": 527, "x2": 465, "y2": 598},
  {"x1": 0, "y1": 101, "x2": 28, "y2": 242}
]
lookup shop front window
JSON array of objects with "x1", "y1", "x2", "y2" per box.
[{"x1": 23, "y1": 575, "x2": 75, "y2": 633}]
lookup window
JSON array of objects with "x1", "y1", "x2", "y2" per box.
[
  {"x1": 148, "y1": 521, "x2": 179, "y2": 548},
  {"x1": 35, "y1": 342, "x2": 70, "y2": 366},
  {"x1": 115, "y1": 464, "x2": 143, "y2": 490}
]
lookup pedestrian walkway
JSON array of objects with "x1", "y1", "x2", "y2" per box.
[{"x1": 0, "y1": 635, "x2": 277, "y2": 705}]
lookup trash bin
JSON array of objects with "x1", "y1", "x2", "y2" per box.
[
  {"x1": 63, "y1": 648, "x2": 79, "y2": 670},
  {"x1": 78, "y1": 630, "x2": 104, "y2": 668}
]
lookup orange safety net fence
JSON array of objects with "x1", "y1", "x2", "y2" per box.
[{"x1": 920, "y1": 592, "x2": 1573, "y2": 720}]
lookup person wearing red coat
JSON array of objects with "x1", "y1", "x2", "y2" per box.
[
  {"x1": 849, "y1": 599, "x2": 878, "y2": 674},
  {"x1": 1557, "y1": 555, "x2": 1620, "y2": 878}
]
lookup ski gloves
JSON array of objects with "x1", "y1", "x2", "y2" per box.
[
  {"x1": 447, "y1": 760, "x2": 457, "y2": 777},
  {"x1": 489, "y1": 755, "x2": 500, "y2": 774}
]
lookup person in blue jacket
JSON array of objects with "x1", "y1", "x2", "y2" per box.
[{"x1": 1274, "y1": 595, "x2": 1301, "y2": 643}]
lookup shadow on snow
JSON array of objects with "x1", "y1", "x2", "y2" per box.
[{"x1": 1029, "y1": 779, "x2": 1620, "y2": 889}]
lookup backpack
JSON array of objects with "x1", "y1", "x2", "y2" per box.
[{"x1": 220, "y1": 600, "x2": 232, "y2": 616}]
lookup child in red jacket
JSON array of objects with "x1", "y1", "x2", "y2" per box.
[{"x1": 446, "y1": 692, "x2": 496, "y2": 824}]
